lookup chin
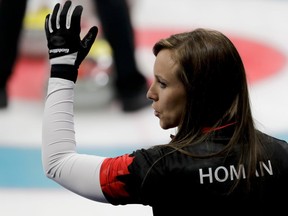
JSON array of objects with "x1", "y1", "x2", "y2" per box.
[{"x1": 160, "y1": 122, "x2": 171, "y2": 130}]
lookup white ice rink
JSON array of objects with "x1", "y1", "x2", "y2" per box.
[{"x1": 1, "y1": 0, "x2": 288, "y2": 215}]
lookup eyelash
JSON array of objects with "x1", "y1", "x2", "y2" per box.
[{"x1": 158, "y1": 80, "x2": 166, "y2": 88}]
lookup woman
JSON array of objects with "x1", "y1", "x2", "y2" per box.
[{"x1": 42, "y1": 1, "x2": 288, "y2": 215}]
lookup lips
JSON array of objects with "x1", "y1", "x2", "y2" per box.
[
  {"x1": 152, "y1": 104, "x2": 160, "y2": 117},
  {"x1": 154, "y1": 110, "x2": 160, "y2": 117}
]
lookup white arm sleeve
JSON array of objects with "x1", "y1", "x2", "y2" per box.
[{"x1": 42, "y1": 78, "x2": 108, "y2": 203}]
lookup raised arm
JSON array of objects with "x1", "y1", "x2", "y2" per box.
[{"x1": 42, "y1": 0, "x2": 107, "y2": 202}]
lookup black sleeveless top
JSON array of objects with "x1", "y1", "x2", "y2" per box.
[{"x1": 104, "y1": 129, "x2": 288, "y2": 215}]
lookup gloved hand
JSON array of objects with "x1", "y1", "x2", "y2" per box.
[{"x1": 45, "y1": 0, "x2": 98, "y2": 83}]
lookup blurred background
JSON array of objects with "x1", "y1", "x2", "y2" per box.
[{"x1": 0, "y1": 0, "x2": 287, "y2": 215}]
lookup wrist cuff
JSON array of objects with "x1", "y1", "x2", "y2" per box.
[{"x1": 51, "y1": 65, "x2": 78, "y2": 83}]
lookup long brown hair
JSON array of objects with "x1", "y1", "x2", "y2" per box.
[{"x1": 152, "y1": 28, "x2": 263, "y2": 192}]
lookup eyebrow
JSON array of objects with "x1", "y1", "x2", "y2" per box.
[{"x1": 154, "y1": 74, "x2": 166, "y2": 82}]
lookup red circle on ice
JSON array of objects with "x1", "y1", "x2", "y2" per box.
[{"x1": 136, "y1": 28, "x2": 287, "y2": 84}]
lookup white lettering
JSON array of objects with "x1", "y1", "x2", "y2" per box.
[
  {"x1": 49, "y1": 48, "x2": 69, "y2": 54},
  {"x1": 230, "y1": 164, "x2": 246, "y2": 180},
  {"x1": 199, "y1": 160, "x2": 273, "y2": 184},
  {"x1": 214, "y1": 166, "x2": 229, "y2": 182},
  {"x1": 199, "y1": 167, "x2": 213, "y2": 184},
  {"x1": 256, "y1": 160, "x2": 273, "y2": 176}
]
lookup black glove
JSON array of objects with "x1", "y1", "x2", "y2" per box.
[{"x1": 45, "y1": 0, "x2": 98, "y2": 83}]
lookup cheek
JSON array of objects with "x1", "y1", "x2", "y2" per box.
[
  {"x1": 161, "y1": 95, "x2": 186, "y2": 128},
  {"x1": 172, "y1": 100, "x2": 185, "y2": 125}
]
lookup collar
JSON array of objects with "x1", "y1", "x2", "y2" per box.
[{"x1": 202, "y1": 122, "x2": 236, "y2": 134}]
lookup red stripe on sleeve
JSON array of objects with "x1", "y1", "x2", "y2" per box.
[{"x1": 100, "y1": 154, "x2": 134, "y2": 199}]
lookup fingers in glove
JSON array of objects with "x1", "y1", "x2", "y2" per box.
[
  {"x1": 70, "y1": 5, "x2": 83, "y2": 34},
  {"x1": 81, "y1": 26, "x2": 98, "y2": 48},
  {"x1": 50, "y1": 3, "x2": 60, "y2": 32},
  {"x1": 44, "y1": 14, "x2": 51, "y2": 36},
  {"x1": 60, "y1": 0, "x2": 72, "y2": 29},
  {"x1": 75, "y1": 26, "x2": 98, "y2": 67}
]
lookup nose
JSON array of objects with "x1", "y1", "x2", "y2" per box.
[
  {"x1": 146, "y1": 86, "x2": 152, "y2": 100},
  {"x1": 146, "y1": 83, "x2": 156, "y2": 101}
]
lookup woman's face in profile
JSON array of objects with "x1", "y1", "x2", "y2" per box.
[{"x1": 147, "y1": 49, "x2": 186, "y2": 129}]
